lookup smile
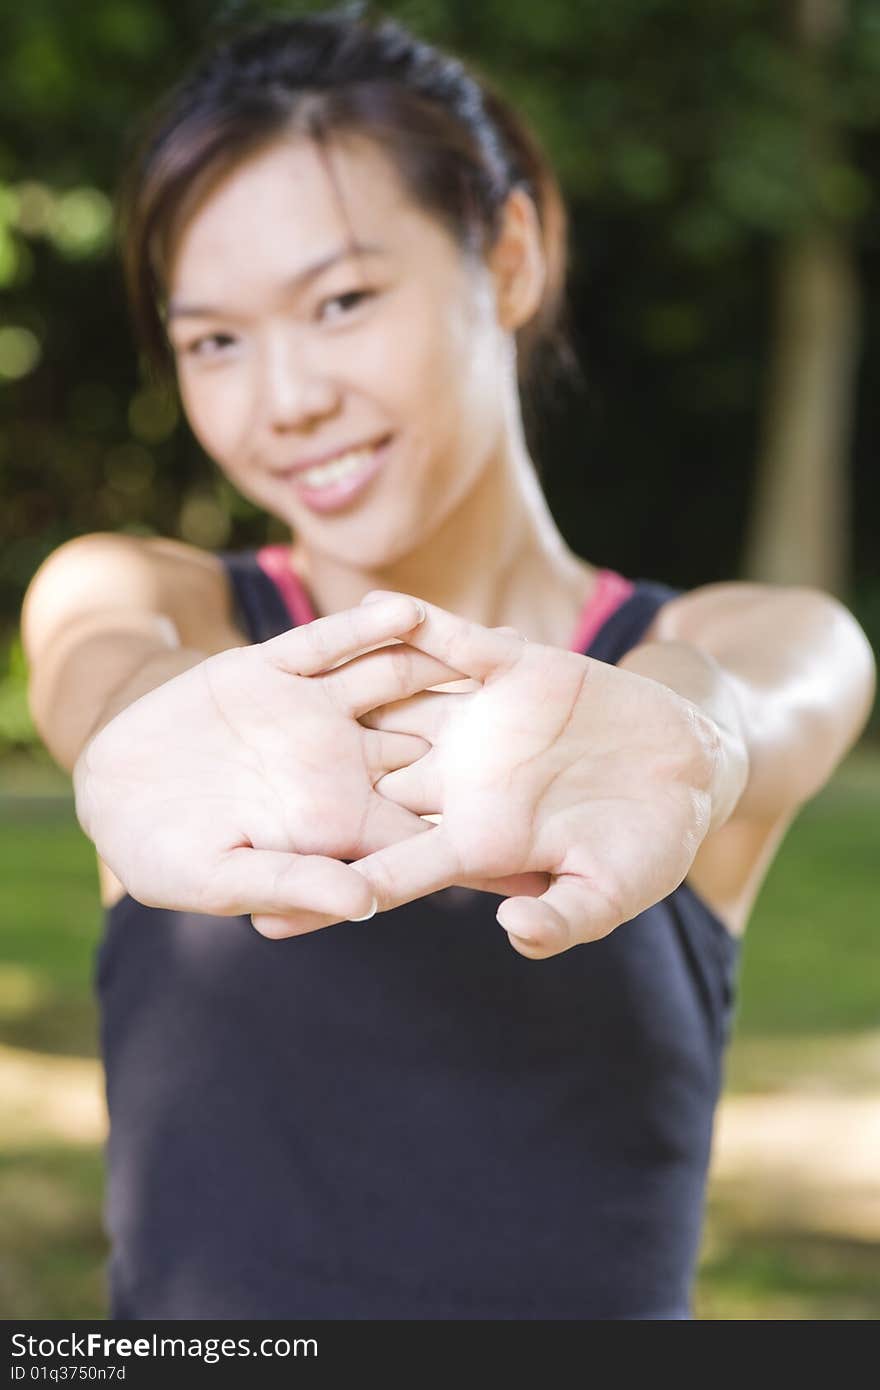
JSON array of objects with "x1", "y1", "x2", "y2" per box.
[
  {"x1": 282, "y1": 435, "x2": 393, "y2": 514},
  {"x1": 298, "y1": 444, "x2": 378, "y2": 488}
]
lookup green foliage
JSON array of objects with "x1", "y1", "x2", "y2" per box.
[
  {"x1": 0, "y1": 0, "x2": 878, "y2": 680},
  {"x1": 731, "y1": 749, "x2": 880, "y2": 1036},
  {"x1": 696, "y1": 1229, "x2": 880, "y2": 1319},
  {"x1": 0, "y1": 631, "x2": 36, "y2": 752}
]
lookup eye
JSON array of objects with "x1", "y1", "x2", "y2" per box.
[
  {"x1": 318, "y1": 288, "x2": 376, "y2": 322},
  {"x1": 183, "y1": 333, "x2": 236, "y2": 358}
]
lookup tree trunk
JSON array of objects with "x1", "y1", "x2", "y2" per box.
[
  {"x1": 742, "y1": 228, "x2": 859, "y2": 594},
  {"x1": 741, "y1": 0, "x2": 861, "y2": 597}
]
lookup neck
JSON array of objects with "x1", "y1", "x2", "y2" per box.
[{"x1": 288, "y1": 428, "x2": 597, "y2": 650}]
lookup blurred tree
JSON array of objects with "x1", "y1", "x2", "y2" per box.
[{"x1": 742, "y1": 0, "x2": 862, "y2": 594}]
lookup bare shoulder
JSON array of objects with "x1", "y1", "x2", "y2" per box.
[
  {"x1": 141, "y1": 535, "x2": 247, "y2": 651},
  {"x1": 632, "y1": 579, "x2": 873, "y2": 937},
  {"x1": 640, "y1": 581, "x2": 794, "y2": 940},
  {"x1": 26, "y1": 534, "x2": 247, "y2": 912},
  {"x1": 22, "y1": 531, "x2": 246, "y2": 661},
  {"x1": 644, "y1": 579, "x2": 778, "y2": 643}
]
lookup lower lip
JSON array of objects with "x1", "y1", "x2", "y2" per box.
[{"x1": 283, "y1": 437, "x2": 392, "y2": 514}]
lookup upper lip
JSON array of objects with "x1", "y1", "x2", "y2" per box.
[{"x1": 274, "y1": 433, "x2": 391, "y2": 476}]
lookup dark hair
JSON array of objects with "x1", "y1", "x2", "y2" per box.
[{"x1": 115, "y1": 3, "x2": 577, "y2": 404}]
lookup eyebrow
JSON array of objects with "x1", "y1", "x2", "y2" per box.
[{"x1": 165, "y1": 242, "x2": 387, "y2": 320}]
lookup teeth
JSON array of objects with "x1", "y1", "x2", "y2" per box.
[{"x1": 298, "y1": 447, "x2": 374, "y2": 488}]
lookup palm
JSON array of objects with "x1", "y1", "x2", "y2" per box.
[
  {"x1": 74, "y1": 597, "x2": 456, "y2": 924},
  {"x1": 354, "y1": 596, "x2": 718, "y2": 954}
]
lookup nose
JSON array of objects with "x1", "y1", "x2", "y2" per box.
[{"x1": 262, "y1": 331, "x2": 341, "y2": 432}]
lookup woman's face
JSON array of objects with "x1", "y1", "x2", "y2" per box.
[{"x1": 165, "y1": 134, "x2": 514, "y2": 568}]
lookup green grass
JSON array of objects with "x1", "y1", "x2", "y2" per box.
[
  {"x1": 695, "y1": 1223, "x2": 880, "y2": 1320},
  {"x1": 730, "y1": 753, "x2": 880, "y2": 1038},
  {"x1": 0, "y1": 744, "x2": 877, "y2": 1319},
  {"x1": 0, "y1": 1147, "x2": 107, "y2": 1320},
  {"x1": 2, "y1": 750, "x2": 876, "y2": 1055},
  {"x1": 0, "y1": 797, "x2": 102, "y2": 1058}
]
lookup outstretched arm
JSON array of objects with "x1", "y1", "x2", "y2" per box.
[
  {"x1": 349, "y1": 584, "x2": 876, "y2": 957},
  {"x1": 626, "y1": 583, "x2": 877, "y2": 825}
]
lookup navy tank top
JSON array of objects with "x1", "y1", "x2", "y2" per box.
[{"x1": 95, "y1": 549, "x2": 741, "y2": 1320}]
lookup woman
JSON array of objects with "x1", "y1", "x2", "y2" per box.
[{"x1": 22, "y1": 8, "x2": 875, "y2": 1319}]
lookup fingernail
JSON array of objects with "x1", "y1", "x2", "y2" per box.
[
  {"x1": 350, "y1": 893, "x2": 378, "y2": 922},
  {"x1": 413, "y1": 600, "x2": 426, "y2": 623},
  {"x1": 497, "y1": 906, "x2": 542, "y2": 946},
  {"x1": 497, "y1": 908, "x2": 527, "y2": 937}
]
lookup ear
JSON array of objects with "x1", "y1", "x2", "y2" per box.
[{"x1": 487, "y1": 186, "x2": 547, "y2": 334}]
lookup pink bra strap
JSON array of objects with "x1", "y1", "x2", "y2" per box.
[
  {"x1": 569, "y1": 569, "x2": 635, "y2": 653},
  {"x1": 256, "y1": 544, "x2": 317, "y2": 627},
  {"x1": 256, "y1": 544, "x2": 634, "y2": 654}
]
